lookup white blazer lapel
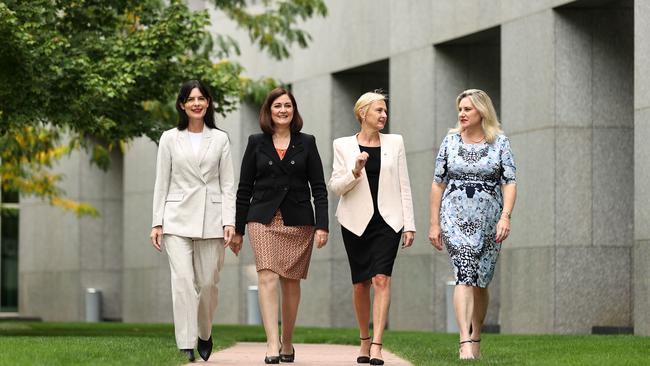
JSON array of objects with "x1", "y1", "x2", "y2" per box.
[
  {"x1": 198, "y1": 128, "x2": 215, "y2": 179},
  {"x1": 197, "y1": 128, "x2": 213, "y2": 167},
  {"x1": 350, "y1": 133, "x2": 371, "y2": 198},
  {"x1": 348, "y1": 135, "x2": 362, "y2": 170},
  {"x1": 378, "y1": 133, "x2": 391, "y2": 187},
  {"x1": 178, "y1": 129, "x2": 205, "y2": 182}
]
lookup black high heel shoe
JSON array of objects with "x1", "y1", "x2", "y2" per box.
[
  {"x1": 265, "y1": 344, "x2": 281, "y2": 364},
  {"x1": 369, "y1": 342, "x2": 384, "y2": 365},
  {"x1": 357, "y1": 336, "x2": 371, "y2": 364},
  {"x1": 197, "y1": 336, "x2": 213, "y2": 361},
  {"x1": 280, "y1": 346, "x2": 295, "y2": 363},
  {"x1": 264, "y1": 355, "x2": 280, "y2": 364}
]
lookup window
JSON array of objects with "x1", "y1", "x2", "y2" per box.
[{"x1": 0, "y1": 185, "x2": 19, "y2": 312}]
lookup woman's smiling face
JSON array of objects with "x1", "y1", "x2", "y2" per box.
[
  {"x1": 181, "y1": 88, "x2": 208, "y2": 121},
  {"x1": 271, "y1": 94, "x2": 294, "y2": 129}
]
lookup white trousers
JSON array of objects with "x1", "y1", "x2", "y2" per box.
[{"x1": 164, "y1": 234, "x2": 225, "y2": 349}]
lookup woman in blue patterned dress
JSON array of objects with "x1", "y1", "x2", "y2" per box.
[{"x1": 429, "y1": 89, "x2": 517, "y2": 360}]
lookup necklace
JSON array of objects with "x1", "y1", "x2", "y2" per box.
[
  {"x1": 463, "y1": 132, "x2": 485, "y2": 143},
  {"x1": 272, "y1": 134, "x2": 290, "y2": 149}
]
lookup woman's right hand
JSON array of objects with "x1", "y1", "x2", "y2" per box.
[
  {"x1": 353, "y1": 151, "x2": 369, "y2": 177},
  {"x1": 230, "y1": 233, "x2": 243, "y2": 256},
  {"x1": 428, "y1": 224, "x2": 443, "y2": 251},
  {"x1": 150, "y1": 226, "x2": 163, "y2": 251}
]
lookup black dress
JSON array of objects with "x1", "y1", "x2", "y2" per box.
[{"x1": 341, "y1": 145, "x2": 403, "y2": 284}]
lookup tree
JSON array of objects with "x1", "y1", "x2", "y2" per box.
[{"x1": 0, "y1": 0, "x2": 326, "y2": 215}]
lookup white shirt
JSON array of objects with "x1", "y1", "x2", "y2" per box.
[{"x1": 188, "y1": 131, "x2": 203, "y2": 156}]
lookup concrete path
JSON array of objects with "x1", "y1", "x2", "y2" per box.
[{"x1": 184, "y1": 342, "x2": 413, "y2": 366}]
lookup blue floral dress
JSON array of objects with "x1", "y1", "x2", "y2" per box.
[{"x1": 434, "y1": 133, "x2": 516, "y2": 288}]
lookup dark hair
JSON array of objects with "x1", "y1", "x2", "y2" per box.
[
  {"x1": 259, "y1": 87, "x2": 303, "y2": 135},
  {"x1": 176, "y1": 80, "x2": 217, "y2": 130}
]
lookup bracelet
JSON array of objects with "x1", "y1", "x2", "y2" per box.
[{"x1": 501, "y1": 210, "x2": 511, "y2": 219}]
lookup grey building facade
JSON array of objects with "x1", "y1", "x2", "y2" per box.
[{"x1": 8, "y1": 0, "x2": 650, "y2": 335}]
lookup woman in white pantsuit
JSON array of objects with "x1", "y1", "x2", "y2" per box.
[{"x1": 150, "y1": 80, "x2": 237, "y2": 362}]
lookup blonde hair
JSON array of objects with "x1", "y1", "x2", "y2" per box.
[
  {"x1": 353, "y1": 91, "x2": 387, "y2": 124},
  {"x1": 450, "y1": 89, "x2": 502, "y2": 144}
]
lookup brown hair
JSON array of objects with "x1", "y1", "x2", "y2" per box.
[{"x1": 259, "y1": 87, "x2": 303, "y2": 135}]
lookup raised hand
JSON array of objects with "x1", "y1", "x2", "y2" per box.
[{"x1": 352, "y1": 151, "x2": 370, "y2": 177}]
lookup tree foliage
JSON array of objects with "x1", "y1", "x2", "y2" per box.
[{"x1": 0, "y1": 0, "x2": 326, "y2": 215}]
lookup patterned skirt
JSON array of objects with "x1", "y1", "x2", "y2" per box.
[{"x1": 248, "y1": 210, "x2": 315, "y2": 280}]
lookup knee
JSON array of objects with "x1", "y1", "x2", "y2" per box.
[
  {"x1": 372, "y1": 275, "x2": 390, "y2": 291},
  {"x1": 353, "y1": 281, "x2": 371, "y2": 294},
  {"x1": 196, "y1": 271, "x2": 220, "y2": 289},
  {"x1": 196, "y1": 272, "x2": 219, "y2": 290},
  {"x1": 258, "y1": 271, "x2": 279, "y2": 288}
]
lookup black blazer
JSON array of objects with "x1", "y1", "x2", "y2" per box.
[{"x1": 235, "y1": 132, "x2": 328, "y2": 235}]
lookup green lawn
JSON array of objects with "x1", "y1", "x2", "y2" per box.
[{"x1": 0, "y1": 322, "x2": 647, "y2": 365}]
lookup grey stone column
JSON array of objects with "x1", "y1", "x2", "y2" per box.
[
  {"x1": 215, "y1": 106, "x2": 257, "y2": 325},
  {"x1": 122, "y1": 137, "x2": 172, "y2": 322},
  {"x1": 634, "y1": 0, "x2": 650, "y2": 336},
  {"x1": 291, "y1": 75, "x2": 347, "y2": 327},
  {"x1": 500, "y1": 7, "x2": 633, "y2": 334},
  {"x1": 388, "y1": 46, "x2": 439, "y2": 331},
  {"x1": 20, "y1": 145, "x2": 123, "y2": 321}
]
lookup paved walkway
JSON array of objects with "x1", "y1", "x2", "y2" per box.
[{"x1": 184, "y1": 342, "x2": 413, "y2": 366}]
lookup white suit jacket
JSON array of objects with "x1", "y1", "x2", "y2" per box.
[
  {"x1": 152, "y1": 127, "x2": 236, "y2": 239},
  {"x1": 328, "y1": 133, "x2": 416, "y2": 236}
]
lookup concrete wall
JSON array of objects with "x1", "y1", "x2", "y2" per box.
[
  {"x1": 500, "y1": 1, "x2": 634, "y2": 333},
  {"x1": 121, "y1": 137, "x2": 171, "y2": 322},
  {"x1": 634, "y1": 0, "x2": 650, "y2": 336},
  {"x1": 20, "y1": 146, "x2": 123, "y2": 321}
]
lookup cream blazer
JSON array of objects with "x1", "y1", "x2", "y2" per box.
[
  {"x1": 152, "y1": 127, "x2": 236, "y2": 239},
  {"x1": 328, "y1": 133, "x2": 416, "y2": 236}
]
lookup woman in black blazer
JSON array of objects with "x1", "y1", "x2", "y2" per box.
[{"x1": 232, "y1": 87, "x2": 328, "y2": 364}]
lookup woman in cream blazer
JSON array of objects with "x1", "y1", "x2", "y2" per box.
[
  {"x1": 150, "y1": 80, "x2": 236, "y2": 362},
  {"x1": 329, "y1": 91, "x2": 415, "y2": 365}
]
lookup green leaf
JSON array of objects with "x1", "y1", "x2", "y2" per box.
[{"x1": 0, "y1": 0, "x2": 327, "y2": 215}]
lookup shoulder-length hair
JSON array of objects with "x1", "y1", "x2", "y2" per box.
[
  {"x1": 450, "y1": 89, "x2": 503, "y2": 144},
  {"x1": 259, "y1": 87, "x2": 303, "y2": 135},
  {"x1": 175, "y1": 80, "x2": 217, "y2": 130}
]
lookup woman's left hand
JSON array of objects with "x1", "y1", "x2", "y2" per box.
[
  {"x1": 402, "y1": 231, "x2": 415, "y2": 248},
  {"x1": 224, "y1": 226, "x2": 242, "y2": 255},
  {"x1": 496, "y1": 218, "x2": 511, "y2": 243},
  {"x1": 315, "y1": 229, "x2": 329, "y2": 248}
]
